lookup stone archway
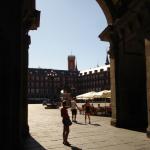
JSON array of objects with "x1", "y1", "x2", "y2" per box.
[
  {"x1": 96, "y1": 0, "x2": 117, "y2": 126},
  {"x1": 0, "y1": 0, "x2": 150, "y2": 149},
  {"x1": 21, "y1": 0, "x2": 150, "y2": 146},
  {"x1": 96, "y1": 0, "x2": 113, "y2": 25},
  {"x1": 97, "y1": 0, "x2": 150, "y2": 133},
  {"x1": 25, "y1": 0, "x2": 150, "y2": 142}
]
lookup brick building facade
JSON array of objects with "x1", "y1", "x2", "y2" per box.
[
  {"x1": 28, "y1": 54, "x2": 110, "y2": 102},
  {"x1": 78, "y1": 64, "x2": 110, "y2": 94}
]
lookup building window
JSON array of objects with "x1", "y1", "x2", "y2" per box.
[
  {"x1": 36, "y1": 76, "x2": 39, "y2": 80},
  {"x1": 41, "y1": 82, "x2": 43, "y2": 87},
  {"x1": 36, "y1": 89, "x2": 39, "y2": 94},
  {"x1": 31, "y1": 89, "x2": 35, "y2": 94},
  {"x1": 36, "y1": 82, "x2": 39, "y2": 87},
  {"x1": 41, "y1": 76, "x2": 43, "y2": 81},
  {"x1": 31, "y1": 82, "x2": 34, "y2": 87},
  {"x1": 28, "y1": 88, "x2": 30, "y2": 94}
]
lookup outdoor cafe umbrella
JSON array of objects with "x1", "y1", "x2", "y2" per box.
[
  {"x1": 93, "y1": 90, "x2": 111, "y2": 99},
  {"x1": 76, "y1": 91, "x2": 96, "y2": 100},
  {"x1": 102, "y1": 90, "x2": 111, "y2": 98},
  {"x1": 93, "y1": 90, "x2": 111, "y2": 114}
]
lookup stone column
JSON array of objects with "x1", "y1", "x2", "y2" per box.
[
  {"x1": 21, "y1": 31, "x2": 30, "y2": 138},
  {"x1": 99, "y1": 25, "x2": 117, "y2": 126},
  {"x1": 108, "y1": 46, "x2": 117, "y2": 126},
  {"x1": 110, "y1": 56, "x2": 117, "y2": 126},
  {"x1": 109, "y1": 27, "x2": 118, "y2": 127},
  {"x1": 145, "y1": 39, "x2": 150, "y2": 137}
]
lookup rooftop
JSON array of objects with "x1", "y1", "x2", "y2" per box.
[{"x1": 80, "y1": 64, "x2": 110, "y2": 75}]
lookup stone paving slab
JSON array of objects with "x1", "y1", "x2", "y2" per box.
[{"x1": 24, "y1": 104, "x2": 150, "y2": 150}]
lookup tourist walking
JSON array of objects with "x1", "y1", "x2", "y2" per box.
[
  {"x1": 61, "y1": 100, "x2": 72, "y2": 146},
  {"x1": 84, "y1": 100, "x2": 91, "y2": 124},
  {"x1": 70, "y1": 97, "x2": 79, "y2": 122}
]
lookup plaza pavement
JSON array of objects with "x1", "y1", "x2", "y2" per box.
[{"x1": 24, "y1": 104, "x2": 150, "y2": 150}]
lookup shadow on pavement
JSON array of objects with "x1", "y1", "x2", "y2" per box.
[
  {"x1": 122, "y1": 127, "x2": 147, "y2": 133},
  {"x1": 90, "y1": 123, "x2": 101, "y2": 126},
  {"x1": 24, "y1": 136, "x2": 47, "y2": 150},
  {"x1": 66, "y1": 145, "x2": 82, "y2": 150},
  {"x1": 74, "y1": 121, "x2": 86, "y2": 125},
  {"x1": 71, "y1": 145, "x2": 82, "y2": 150},
  {"x1": 73, "y1": 121, "x2": 101, "y2": 126}
]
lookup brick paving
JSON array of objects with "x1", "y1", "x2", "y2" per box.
[{"x1": 24, "y1": 104, "x2": 150, "y2": 150}]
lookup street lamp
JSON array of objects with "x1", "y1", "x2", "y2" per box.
[
  {"x1": 71, "y1": 85, "x2": 76, "y2": 97},
  {"x1": 47, "y1": 70, "x2": 58, "y2": 101}
]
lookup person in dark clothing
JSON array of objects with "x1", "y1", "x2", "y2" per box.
[
  {"x1": 84, "y1": 100, "x2": 91, "y2": 124},
  {"x1": 61, "y1": 100, "x2": 72, "y2": 146}
]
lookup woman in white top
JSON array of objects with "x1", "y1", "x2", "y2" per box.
[{"x1": 70, "y1": 98, "x2": 78, "y2": 122}]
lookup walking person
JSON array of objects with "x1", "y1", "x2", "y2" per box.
[
  {"x1": 61, "y1": 100, "x2": 72, "y2": 146},
  {"x1": 70, "y1": 97, "x2": 78, "y2": 122},
  {"x1": 84, "y1": 100, "x2": 91, "y2": 124}
]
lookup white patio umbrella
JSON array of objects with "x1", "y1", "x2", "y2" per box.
[
  {"x1": 93, "y1": 90, "x2": 111, "y2": 115},
  {"x1": 76, "y1": 91, "x2": 96, "y2": 100},
  {"x1": 93, "y1": 90, "x2": 111, "y2": 98},
  {"x1": 102, "y1": 90, "x2": 111, "y2": 98}
]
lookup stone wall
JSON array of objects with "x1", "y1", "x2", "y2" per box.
[{"x1": 145, "y1": 39, "x2": 150, "y2": 137}]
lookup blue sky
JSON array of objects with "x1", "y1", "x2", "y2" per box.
[{"x1": 29, "y1": 0, "x2": 109, "y2": 70}]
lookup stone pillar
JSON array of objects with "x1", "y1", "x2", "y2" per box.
[
  {"x1": 145, "y1": 39, "x2": 150, "y2": 137},
  {"x1": 20, "y1": 28, "x2": 30, "y2": 138},
  {"x1": 0, "y1": 1, "x2": 24, "y2": 149},
  {"x1": 108, "y1": 28, "x2": 118, "y2": 127},
  {"x1": 99, "y1": 25, "x2": 117, "y2": 126},
  {"x1": 110, "y1": 55, "x2": 117, "y2": 126},
  {"x1": 108, "y1": 41, "x2": 117, "y2": 126}
]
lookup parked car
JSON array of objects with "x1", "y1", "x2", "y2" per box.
[
  {"x1": 44, "y1": 101, "x2": 59, "y2": 109},
  {"x1": 43, "y1": 100, "x2": 59, "y2": 109},
  {"x1": 42, "y1": 98, "x2": 50, "y2": 105}
]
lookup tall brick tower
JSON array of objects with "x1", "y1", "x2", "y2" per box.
[{"x1": 68, "y1": 55, "x2": 76, "y2": 71}]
